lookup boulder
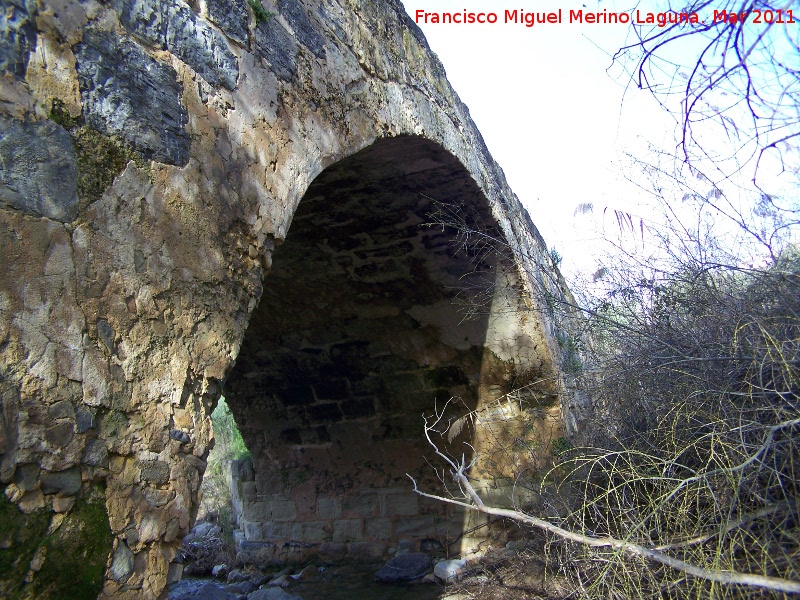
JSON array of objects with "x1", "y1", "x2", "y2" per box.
[
  {"x1": 375, "y1": 552, "x2": 432, "y2": 582},
  {"x1": 434, "y1": 559, "x2": 467, "y2": 583},
  {"x1": 247, "y1": 587, "x2": 303, "y2": 600}
]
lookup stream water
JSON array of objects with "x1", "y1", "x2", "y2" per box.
[
  {"x1": 170, "y1": 564, "x2": 445, "y2": 600},
  {"x1": 289, "y1": 564, "x2": 443, "y2": 600}
]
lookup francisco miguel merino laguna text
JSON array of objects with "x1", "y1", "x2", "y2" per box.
[{"x1": 413, "y1": 8, "x2": 797, "y2": 26}]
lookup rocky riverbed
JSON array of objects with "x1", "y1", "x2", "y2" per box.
[
  {"x1": 170, "y1": 520, "x2": 570, "y2": 600},
  {"x1": 169, "y1": 562, "x2": 445, "y2": 600}
]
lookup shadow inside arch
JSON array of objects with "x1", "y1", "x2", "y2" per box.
[{"x1": 221, "y1": 135, "x2": 559, "y2": 565}]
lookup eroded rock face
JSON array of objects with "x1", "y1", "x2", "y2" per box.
[{"x1": 0, "y1": 0, "x2": 573, "y2": 598}]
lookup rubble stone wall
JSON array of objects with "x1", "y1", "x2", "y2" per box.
[{"x1": 0, "y1": 0, "x2": 573, "y2": 597}]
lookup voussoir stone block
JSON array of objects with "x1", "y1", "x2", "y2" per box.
[
  {"x1": 74, "y1": 27, "x2": 190, "y2": 166},
  {"x1": 253, "y1": 14, "x2": 297, "y2": 82},
  {"x1": 115, "y1": 0, "x2": 239, "y2": 90},
  {"x1": 205, "y1": 0, "x2": 249, "y2": 46}
]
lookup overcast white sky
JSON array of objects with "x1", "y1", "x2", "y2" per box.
[{"x1": 398, "y1": 0, "x2": 728, "y2": 275}]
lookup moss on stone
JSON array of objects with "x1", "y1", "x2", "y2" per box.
[
  {"x1": 30, "y1": 493, "x2": 113, "y2": 600},
  {"x1": 0, "y1": 493, "x2": 51, "y2": 599},
  {"x1": 71, "y1": 127, "x2": 149, "y2": 203},
  {"x1": 48, "y1": 99, "x2": 77, "y2": 130},
  {"x1": 48, "y1": 98, "x2": 150, "y2": 205},
  {"x1": 0, "y1": 488, "x2": 113, "y2": 600}
]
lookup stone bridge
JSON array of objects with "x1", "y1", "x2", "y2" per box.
[{"x1": 0, "y1": 0, "x2": 573, "y2": 597}]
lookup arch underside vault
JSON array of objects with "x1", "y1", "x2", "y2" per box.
[{"x1": 224, "y1": 136, "x2": 559, "y2": 563}]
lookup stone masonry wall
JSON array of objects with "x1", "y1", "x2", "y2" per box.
[
  {"x1": 221, "y1": 136, "x2": 563, "y2": 562},
  {"x1": 0, "y1": 0, "x2": 575, "y2": 598}
]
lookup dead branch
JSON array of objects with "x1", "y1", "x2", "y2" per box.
[{"x1": 408, "y1": 411, "x2": 800, "y2": 595}]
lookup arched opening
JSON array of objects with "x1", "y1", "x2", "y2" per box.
[{"x1": 221, "y1": 136, "x2": 558, "y2": 565}]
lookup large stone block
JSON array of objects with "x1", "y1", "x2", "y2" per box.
[
  {"x1": 237, "y1": 540, "x2": 276, "y2": 565},
  {"x1": 276, "y1": 0, "x2": 325, "y2": 58},
  {"x1": 275, "y1": 541, "x2": 316, "y2": 564},
  {"x1": 253, "y1": 14, "x2": 296, "y2": 82},
  {"x1": 40, "y1": 466, "x2": 81, "y2": 496},
  {"x1": 300, "y1": 521, "x2": 328, "y2": 542},
  {"x1": 332, "y1": 519, "x2": 363, "y2": 543},
  {"x1": 261, "y1": 522, "x2": 291, "y2": 540},
  {"x1": 205, "y1": 0, "x2": 249, "y2": 46},
  {"x1": 0, "y1": 116, "x2": 79, "y2": 221},
  {"x1": 342, "y1": 494, "x2": 377, "y2": 518},
  {"x1": 316, "y1": 497, "x2": 341, "y2": 520},
  {"x1": 318, "y1": 542, "x2": 347, "y2": 562},
  {"x1": 242, "y1": 501, "x2": 269, "y2": 522},
  {"x1": 386, "y1": 493, "x2": 419, "y2": 517},
  {"x1": 393, "y1": 516, "x2": 435, "y2": 538},
  {"x1": 242, "y1": 520, "x2": 262, "y2": 540},
  {"x1": 365, "y1": 517, "x2": 392, "y2": 540},
  {"x1": 74, "y1": 28, "x2": 190, "y2": 165},
  {"x1": 140, "y1": 460, "x2": 170, "y2": 484},
  {"x1": 347, "y1": 541, "x2": 385, "y2": 561},
  {"x1": 270, "y1": 496, "x2": 297, "y2": 522},
  {"x1": 115, "y1": 0, "x2": 239, "y2": 90},
  {"x1": 241, "y1": 481, "x2": 257, "y2": 501}
]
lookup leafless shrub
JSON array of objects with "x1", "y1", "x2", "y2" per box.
[{"x1": 415, "y1": 162, "x2": 800, "y2": 596}]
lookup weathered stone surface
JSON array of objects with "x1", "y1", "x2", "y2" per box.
[
  {"x1": 74, "y1": 27, "x2": 190, "y2": 166},
  {"x1": 0, "y1": 0, "x2": 578, "y2": 597},
  {"x1": 13, "y1": 463, "x2": 40, "y2": 492},
  {"x1": 116, "y1": 0, "x2": 238, "y2": 90},
  {"x1": 40, "y1": 466, "x2": 81, "y2": 495},
  {"x1": 276, "y1": 0, "x2": 326, "y2": 59},
  {"x1": 332, "y1": 519, "x2": 363, "y2": 543},
  {"x1": 386, "y1": 493, "x2": 418, "y2": 517},
  {"x1": 205, "y1": 0, "x2": 249, "y2": 47},
  {"x1": 82, "y1": 439, "x2": 109, "y2": 467},
  {"x1": 253, "y1": 16, "x2": 297, "y2": 82},
  {"x1": 0, "y1": 116, "x2": 79, "y2": 221},
  {"x1": 394, "y1": 516, "x2": 436, "y2": 538},
  {"x1": 109, "y1": 542, "x2": 134, "y2": 582},
  {"x1": 75, "y1": 406, "x2": 95, "y2": 433},
  {"x1": 169, "y1": 429, "x2": 190, "y2": 443},
  {"x1": 375, "y1": 552, "x2": 432, "y2": 582},
  {"x1": 236, "y1": 540, "x2": 276, "y2": 565},
  {"x1": 140, "y1": 460, "x2": 170, "y2": 484},
  {"x1": 365, "y1": 518, "x2": 392, "y2": 540},
  {"x1": 169, "y1": 579, "x2": 240, "y2": 600},
  {"x1": 0, "y1": 0, "x2": 37, "y2": 77}
]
